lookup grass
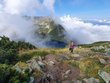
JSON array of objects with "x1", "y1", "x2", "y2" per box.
[
  {"x1": 79, "y1": 57, "x2": 105, "y2": 77},
  {"x1": 19, "y1": 48, "x2": 69, "y2": 61},
  {"x1": 17, "y1": 45, "x2": 110, "y2": 82},
  {"x1": 19, "y1": 48, "x2": 69, "y2": 56}
]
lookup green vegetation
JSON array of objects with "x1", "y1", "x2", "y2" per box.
[
  {"x1": 0, "y1": 36, "x2": 36, "y2": 83},
  {"x1": 0, "y1": 64, "x2": 30, "y2": 83},
  {"x1": 0, "y1": 36, "x2": 110, "y2": 83}
]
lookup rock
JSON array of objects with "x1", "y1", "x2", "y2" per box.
[
  {"x1": 63, "y1": 80, "x2": 70, "y2": 83},
  {"x1": 47, "y1": 74, "x2": 53, "y2": 80},
  {"x1": 64, "y1": 75, "x2": 68, "y2": 79},
  {"x1": 99, "y1": 58, "x2": 107, "y2": 64},
  {"x1": 13, "y1": 65, "x2": 22, "y2": 73},
  {"x1": 98, "y1": 70, "x2": 110, "y2": 83},
  {"x1": 38, "y1": 56, "x2": 42, "y2": 61},
  {"x1": 71, "y1": 54, "x2": 80, "y2": 57},
  {"x1": 38, "y1": 73, "x2": 53, "y2": 83},
  {"x1": 59, "y1": 55, "x2": 70, "y2": 61},
  {"x1": 82, "y1": 77, "x2": 99, "y2": 83},
  {"x1": 13, "y1": 62, "x2": 28, "y2": 73},
  {"x1": 73, "y1": 80, "x2": 82, "y2": 83},
  {"x1": 65, "y1": 70, "x2": 71, "y2": 75},
  {"x1": 27, "y1": 59, "x2": 42, "y2": 71},
  {"x1": 105, "y1": 49, "x2": 110, "y2": 56},
  {"x1": 38, "y1": 61, "x2": 45, "y2": 68},
  {"x1": 48, "y1": 61, "x2": 55, "y2": 66},
  {"x1": 29, "y1": 76, "x2": 34, "y2": 83},
  {"x1": 63, "y1": 70, "x2": 71, "y2": 79}
]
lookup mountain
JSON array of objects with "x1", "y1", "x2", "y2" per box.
[{"x1": 33, "y1": 16, "x2": 67, "y2": 47}]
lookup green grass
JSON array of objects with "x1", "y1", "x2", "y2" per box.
[{"x1": 79, "y1": 57, "x2": 104, "y2": 77}]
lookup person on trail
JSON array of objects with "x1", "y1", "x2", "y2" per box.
[{"x1": 69, "y1": 41, "x2": 76, "y2": 53}]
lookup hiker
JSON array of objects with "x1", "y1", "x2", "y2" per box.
[{"x1": 69, "y1": 41, "x2": 76, "y2": 53}]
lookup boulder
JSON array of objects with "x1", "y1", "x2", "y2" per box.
[{"x1": 98, "y1": 70, "x2": 110, "y2": 83}]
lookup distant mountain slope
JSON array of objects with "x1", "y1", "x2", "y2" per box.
[{"x1": 33, "y1": 16, "x2": 66, "y2": 47}]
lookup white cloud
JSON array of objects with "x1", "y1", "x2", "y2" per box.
[
  {"x1": 0, "y1": 0, "x2": 55, "y2": 15},
  {"x1": 2, "y1": 0, "x2": 42, "y2": 15},
  {"x1": 60, "y1": 15, "x2": 110, "y2": 44},
  {"x1": 43, "y1": 0, "x2": 55, "y2": 14},
  {"x1": 0, "y1": 0, "x2": 56, "y2": 47}
]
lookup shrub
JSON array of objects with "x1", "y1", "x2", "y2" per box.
[{"x1": 0, "y1": 64, "x2": 30, "y2": 83}]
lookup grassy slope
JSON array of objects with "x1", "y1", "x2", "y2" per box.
[{"x1": 18, "y1": 42, "x2": 110, "y2": 82}]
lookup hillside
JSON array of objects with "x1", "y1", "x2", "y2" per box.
[
  {"x1": 0, "y1": 36, "x2": 110, "y2": 83},
  {"x1": 33, "y1": 16, "x2": 66, "y2": 47}
]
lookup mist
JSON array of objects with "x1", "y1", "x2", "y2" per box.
[
  {"x1": 0, "y1": 0, "x2": 56, "y2": 47},
  {"x1": 0, "y1": 0, "x2": 110, "y2": 48}
]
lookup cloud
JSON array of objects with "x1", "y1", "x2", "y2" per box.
[
  {"x1": 43, "y1": 0, "x2": 55, "y2": 14},
  {"x1": 60, "y1": 15, "x2": 110, "y2": 44},
  {"x1": 0, "y1": 0, "x2": 56, "y2": 47},
  {"x1": 2, "y1": 0, "x2": 41, "y2": 15},
  {"x1": 0, "y1": 0, "x2": 56, "y2": 15}
]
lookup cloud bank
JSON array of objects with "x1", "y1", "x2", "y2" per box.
[
  {"x1": 0, "y1": 0, "x2": 56, "y2": 47},
  {"x1": 0, "y1": 0, "x2": 110, "y2": 47},
  {"x1": 60, "y1": 15, "x2": 110, "y2": 44}
]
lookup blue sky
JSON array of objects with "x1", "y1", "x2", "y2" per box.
[
  {"x1": 0, "y1": 0, "x2": 110, "y2": 19},
  {"x1": 54, "y1": 0, "x2": 110, "y2": 19}
]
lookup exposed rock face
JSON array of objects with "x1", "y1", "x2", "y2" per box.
[{"x1": 98, "y1": 70, "x2": 110, "y2": 83}]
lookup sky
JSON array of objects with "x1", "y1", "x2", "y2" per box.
[
  {"x1": 0, "y1": 0, "x2": 110, "y2": 46},
  {"x1": 0, "y1": 0, "x2": 110, "y2": 19},
  {"x1": 54, "y1": 0, "x2": 110, "y2": 19}
]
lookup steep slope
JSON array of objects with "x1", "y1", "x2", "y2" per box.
[{"x1": 33, "y1": 16, "x2": 66, "y2": 47}]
